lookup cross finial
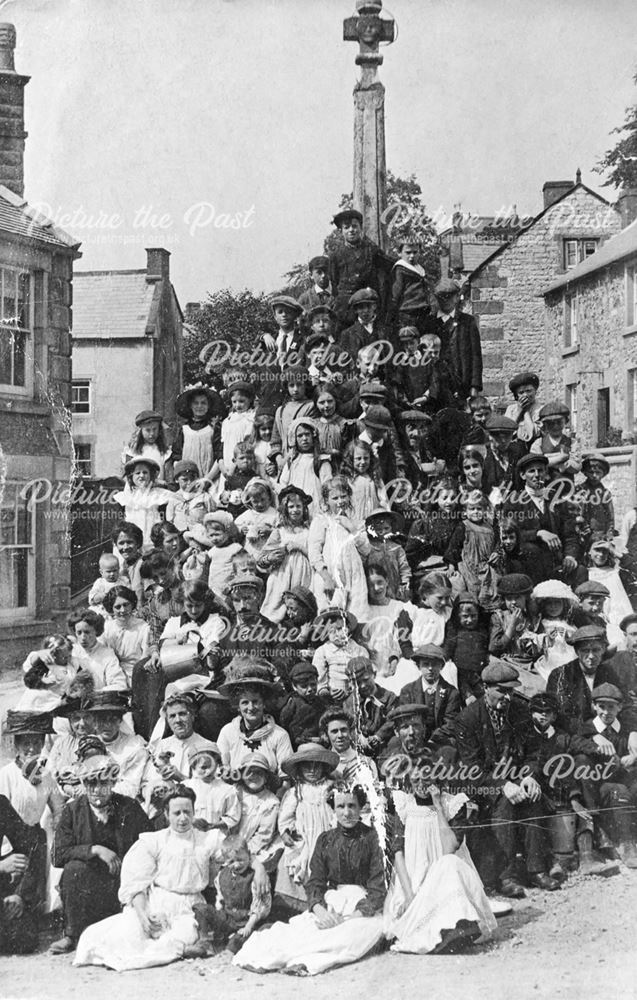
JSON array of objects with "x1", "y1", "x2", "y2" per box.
[{"x1": 344, "y1": 0, "x2": 395, "y2": 87}]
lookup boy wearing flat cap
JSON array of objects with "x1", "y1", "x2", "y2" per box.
[
  {"x1": 455, "y1": 660, "x2": 560, "y2": 896},
  {"x1": 279, "y1": 662, "x2": 330, "y2": 750},
  {"x1": 328, "y1": 208, "x2": 394, "y2": 327},
  {"x1": 421, "y1": 278, "x2": 483, "y2": 401},
  {"x1": 546, "y1": 625, "x2": 626, "y2": 733},
  {"x1": 576, "y1": 683, "x2": 637, "y2": 868},
  {"x1": 298, "y1": 256, "x2": 334, "y2": 314},
  {"x1": 339, "y1": 287, "x2": 387, "y2": 362},
  {"x1": 398, "y1": 645, "x2": 461, "y2": 746}
]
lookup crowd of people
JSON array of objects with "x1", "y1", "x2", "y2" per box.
[{"x1": 2, "y1": 207, "x2": 637, "y2": 975}]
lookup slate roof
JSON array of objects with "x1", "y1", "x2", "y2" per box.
[
  {"x1": 543, "y1": 217, "x2": 637, "y2": 295},
  {"x1": 72, "y1": 269, "x2": 160, "y2": 340},
  {"x1": 0, "y1": 184, "x2": 80, "y2": 250}
]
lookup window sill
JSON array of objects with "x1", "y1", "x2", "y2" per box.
[
  {"x1": 0, "y1": 397, "x2": 48, "y2": 414},
  {"x1": 624, "y1": 324, "x2": 637, "y2": 337},
  {"x1": 562, "y1": 344, "x2": 580, "y2": 357}
]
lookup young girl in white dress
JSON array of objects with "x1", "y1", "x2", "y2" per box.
[
  {"x1": 113, "y1": 458, "x2": 174, "y2": 546},
  {"x1": 172, "y1": 384, "x2": 224, "y2": 485},
  {"x1": 275, "y1": 744, "x2": 338, "y2": 911},
  {"x1": 384, "y1": 771, "x2": 496, "y2": 954},
  {"x1": 342, "y1": 438, "x2": 388, "y2": 529},
  {"x1": 278, "y1": 417, "x2": 332, "y2": 512},
  {"x1": 259, "y1": 485, "x2": 313, "y2": 622},
  {"x1": 308, "y1": 476, "x2": 371, "y2": 622},
  {"x1": 586, "y1": 540, "x2": 633, "y2": 642},
  {"x1": 234, "y1": 478, "x2": 278, "y2": 562}
]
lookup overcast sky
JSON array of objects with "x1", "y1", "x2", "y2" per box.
[{"x1": 9, "y1": 0, "x2": 637, "y2": 304}]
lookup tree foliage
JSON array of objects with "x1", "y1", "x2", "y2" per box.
[
  {"x1": 595, "y1": 71, "x2": 637, "y2": 189},
  {"x1": 182, "y1": 289, "x2": 273, "y2": 385}
]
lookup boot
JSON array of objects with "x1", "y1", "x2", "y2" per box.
[
  {"x1": 618, "y1": 841, "x2": 637, "y2": 870},
  {"x1": 577, "y1": 831, "x2": 620, "y2": 877}
]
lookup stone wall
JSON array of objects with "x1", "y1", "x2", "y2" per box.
[
  {"x1": 468, "y1": 187, "x2": 621, "y2": 402},
  {"x1": 544, "y1": 259, "x2": 637, "y2": 450}
]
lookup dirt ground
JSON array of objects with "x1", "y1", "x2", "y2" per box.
[
  {"x1": 2, "y1": 869, "x2": 637, "y2": 1000},
  {"x1": 2, "y1": 673, "x2": 637, "y2": 1000}
]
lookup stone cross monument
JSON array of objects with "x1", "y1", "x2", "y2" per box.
[{"x1": 343, "y1": 1, "x2": 395, "y2": 249}]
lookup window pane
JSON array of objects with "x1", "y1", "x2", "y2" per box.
[
  {"x1": 17, "y1": 272, "x2": 30, "y2": 329},
  {"x1": 0, "y1": 329, "x2": 11, "y2": 383},
  {"x1": 3, "y1": 269, "x2": 16, "y2": 324},
  {"x1": 565, "y1": 241, "x2": 577, "y2": 268},
  {"x1": 13, "y1": 331, "x2": 25, "y2": 386}
]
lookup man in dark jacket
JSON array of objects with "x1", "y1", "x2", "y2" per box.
[
  {"x1": 328, "y1": 208, "x2": 394, "y2": 326},
  {"x1": 51, "y1": 747, "x2": 150, "y2": 954},
  {"x1": 352, "y1": 657, "x2": 397, "y2": 756},
  {"x1": 455, "y1": 660, "x2": 559, "y2": 897},
  {"x1": 501, "y1": 454, "x2": 579, "y2": 584},
  {"x1": 546, "y1": 626, "x2": 625, "y2": 734},
  {"x1": 398, "y1": 645, "x2": 461, "y2": 745},
  {"x1": 0, "y1": 794, "x2": 47, "y2": 954},
  {"x1": 422, "y1": 278, "x2": 483, "y2": 400}
]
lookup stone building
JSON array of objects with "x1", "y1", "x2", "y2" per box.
[
  {"x1": 71, "y1": 248, "x2": 183, "y2": 478},
  {"x1": 466, "y1": 176, "x2": 622, "y2": 399},
  {"x1": 0, "y1": 24, "x2": 80, "y2": 661}
]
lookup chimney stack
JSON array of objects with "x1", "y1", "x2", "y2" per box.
[
  {"x1": 0, "y1": 24, "x2": 29, "y2": 198},
  {"x1": 146, "y1": 247, "x2": 170, "y2": 282},
  {"x1": 617, "y1": 188, "x2": 637, "y2": 229},
  {"x1": 542, "y1": 181, "x2": 573, "y2": 210}
]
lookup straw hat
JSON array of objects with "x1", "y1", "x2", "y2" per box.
[{"x1": 281, "y1": 743, "x2": 339, "y2": 780}]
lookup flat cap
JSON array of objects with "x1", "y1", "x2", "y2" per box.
[
  {"x1": 412, "y1": 644, "x2": 446, "y2": 663},
  {"x1": 485, "y1": 414, "x2": 517, "y2": 433},
  {"x1": 497, "y1": 573, "x2": 533, "y2": 596},
  {"x1": 434, "y1": 277, "x2": 460, "y2": 296},
  {"x1": 620, "y1": 613, "x2": 637, "y2": 632},
  {"x1": 539, "y1": 400, "x2": 570, "y2": 421},
  {"x1": 575, "y1": 580, "x2": 611, "y2": 598},
  {"x1": 388, "y1": 703, "x2": 430, "y2": 724},
  {"x1": 567, "y1": 625, "x2": 608, "y2": 646},
  {"x1": 308, "y1": 255, "x2": 329, "y2": 271},
  {"x1": 481, "y1": 660, "x2": 521, "y2": 687},
  {"x1": 332, "y1": 208, "x2": 363, "y2": 227},
  {"x1": 591, "y1": 683, "x2": 623, "y2": 703},
  {"x1": 529, "y1": 692, "x2": 560, "y2": 713},
  {"x1": 581, "y1": 452, "x2": 610, "y2": 476},
  {"x1": 516, "y1": 453, "x2": 549, "y2": 473},
  {"x1": 349, "y1": 287, "x2": 379, "y2": 307},
  {"x1": 269, "y1": 294, "x2": 303, "y2": 315},
  {"x1": 363, "y1": 404, "x2": 392, "y2": 430}
]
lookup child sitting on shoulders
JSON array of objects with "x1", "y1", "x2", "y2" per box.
[
  {"x1": 88, "y1": 552, "x2": 124, "y2": 617},
  {"x1": 279, "y1": 662, "x2": 330, "y2": 749}
]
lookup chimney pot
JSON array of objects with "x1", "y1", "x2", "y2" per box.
[
  {"x1": 0, "y1": 24, "x2": 28, "y2": 198},
  {"x1": 146, "y1": 247, "x2": 170, "y2": 281},
  {"x1": 542, "y1": 181, "x2": 573, "y2": 210},
  {"x1": 0, "y1": 23, "x2": 16, "y2": 72}
]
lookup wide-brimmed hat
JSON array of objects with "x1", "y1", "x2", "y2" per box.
[
  {"x1": 365, "y1": 507, "x2": 403, "y2": 531},
  {"x1": 175, "y1": 383, "x2": 223, "y2": 419},
  {"x1": 124, "y1": 456, "x2": 161, "y2": 477},
  {"x1": 581, "y1": 452, "x2": 610, "y2": 477},
  {"x1": 281, "y1": 743, "x2": 339, "y2": 779},
  {"x1": 240, "y1": 751, "x2": 275, "y2": 774},
  {"x1": 278, "y1": 484, "x2": 313, "y2": 508},
  {"x1": 218, "y1": 673, "x2": 281, "y2": 699},
  {"x1": 531, "y1": 580, "x2": 577, "y2": 603},
  {"x1": 135, "y1": 409, "x2": 163, "y2": 426},
  {"x1": 187, "y1": 740, "x2": 222, "y2": 762},
  {"x1": 4, "y1": 710, "x2": 54, "y2": 735},
  {"x1": 313, "y1": 608, "x2": 358, "y2": 635},
  {"x1": 84, "y1": 690, "x2": 130, "y2": 715}
]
